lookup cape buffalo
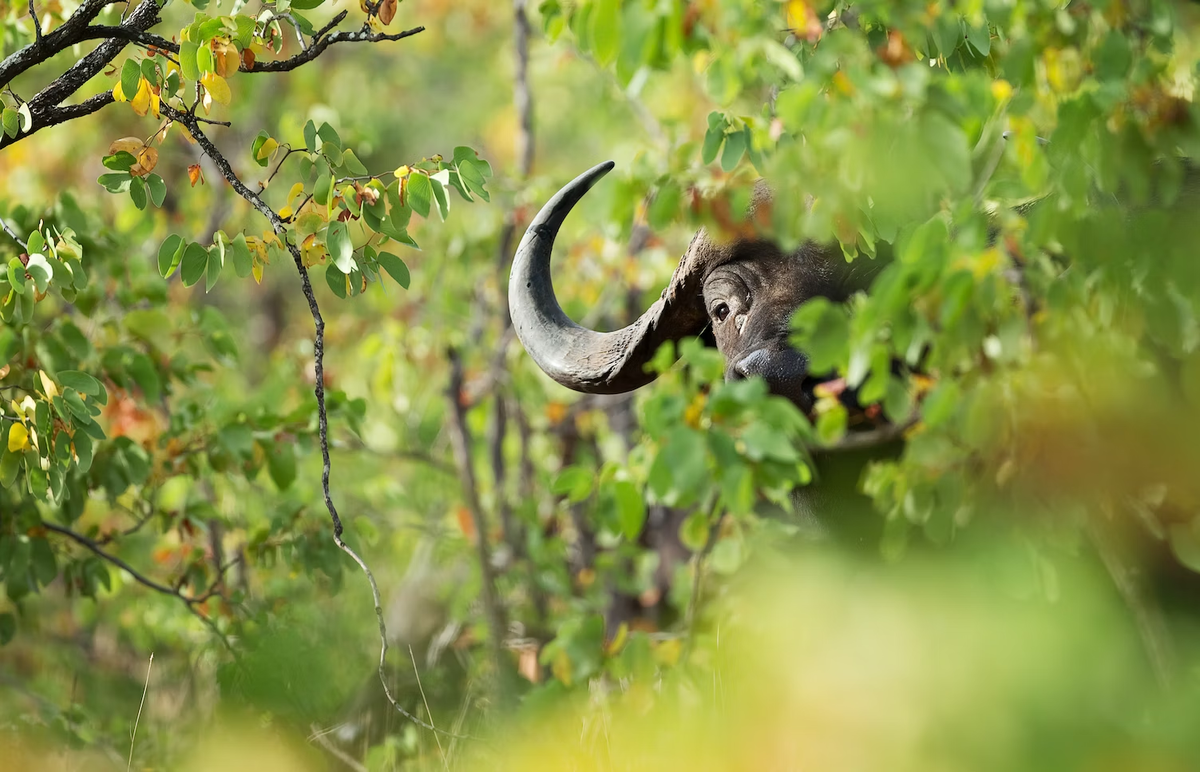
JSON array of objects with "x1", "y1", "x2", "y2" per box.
[
  {"x1": 509, "y1": 160, "x2": 879, "y2": 417},
  {"x1": 509, "y1": 161, "x2": 889, "y2": 539}
]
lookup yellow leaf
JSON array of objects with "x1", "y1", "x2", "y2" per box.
[
  {"x1": 131, "y1": 78, "x2": 152, "y2": 116},
  {"x1": 39, "y1": 370, "x2": 58, "y2": 399},
  {"x1": 277, "y1": 206, "x2": 293, "y2": 220},
  {"x1": 393, "y1": 164, "x2": 411, "y2": 179},
  {"x1": 7, "y1": 422, "x2": 29, "y2": 453},
  {"x1": 252, "y1": 262, "x2": 264, "y2": 284},
  {"x1": 256, "y1": 137, "x2": 279, "y2": 162},
  {"x1": 149, "y1": 89, "x2": 160, "y2": 119},
  {"x1": 550, "y1": 650, "x2": 572, "y2": 686},
  {"x1": 201, "y1": 72, "x2": 231, "y2": 105},
  {"x1": 287, "y1": 182, "x2": 305, "y2": 208},
  {"x1": 112, "y1": 81, "x2": 127, "y2": 102},
  {"x1": 109, "y1": 137, "x2": 142, "y2": 156}
]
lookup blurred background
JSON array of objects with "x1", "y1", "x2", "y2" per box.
[{"x1": 2, "y1": 0, "x2": 1200, "y2": 768}]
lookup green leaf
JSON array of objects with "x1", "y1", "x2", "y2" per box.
[
  {"x1": 205, "y1": 243, "x2": 223, "y2": 293},
  {"x1": 720, "y1": 127, "x2": 747, "y2": 172},
  {"x1": 180, "y1": 242, "x2": 208, "y2": 287},
  {"x1": 702, "y1": 123, "x2": 725, "y2": 165},
  {"x1": 128, "y1": 176, "x2": 147, "y2": 210},
  {"x1": 56, "y1": 371, "x2": 102, "y2": 396},
  {"x1": 7, "y1": 257, "x2": 26, "y2": 294},
  {"x1": 157, "y1": 234, "x2": 185, "y2": 278},
  {"x1": 552, "y1": 466, "x2": 593, "y2": 503},
  {"x1": 180, "y1": 41, "x2": 199, "y2": 80},
  {"x1": 316, "y1": 122, "x2": 342, "y2": 153},
  {"x1": 140, "y1": 57, "x2": 160, "y2": 86},
  {"x1": 1, "y1": 109, "x2": 18, "y2": 139},
  {"x1": 613, "y1": 480, "x2": 645, "y2": 541},
  {"x1": 25, "y1": 253, "x2": 52, "y2": 292},
  {"x1": 407, "y1": 173, "x2": 431, "y2": 218},
  {"x1": 790, "y1": 298, "x2": 849, "y2": 375},
  {"x1": 229, "y1": 233, "x2": 253, "y2": 278},
  {"x1": 128, "y1": 353, "x2": 161, "y2": 400},
  {"x1": 325, "y1": 264, "x2": 348, "y2": 298},
  {"x1": 103, "y1": 151, "x2": 137, "y2": 171},
  {"x1": 679, "y1": 510, "x2": 710, "y2": 552},
  {"x1": 342, "y1": 149, "x2": 368, "y2": 175},
  {"x1": 314, "y1": 171, "x2": 332, "y2": 206},
  {"x1": 591, "y1": 0, "x2": 620, "y2": 65},
  {"x1": 120, "y1": 59, "x2": 141, "y2": 104},
  {"x1": 147, "y1": 174, "x2": 166, "y2": 207},
  {"x1": 0, "y1": 612, "x2": 14, "y2": 645},
  {"x1": 375, "y1": 252, "x2": 410, "y2": 289},
  {"x1": 303, "y1": 120, "x2": 318, "y2": 153},
  {"x1": 73, "y1": 430, "x2": 93, "y2": 473},
  {"x1": 267, "y1": 441, "x2": 297, "y2": 489},
  {"x1": 326, "y1": 220, "x2": 354, "y2": 272},
  {"x1": 430, "y1": 174, "x2": 450, "y2": 220},
  {"x1": 250, "y1": 131, "x2": 271, "y2": 168},
  {"x1": 97, "y1": 172, "x2": 131, "y2": 193},
  {"x1": 965, "y1": 22, "x2": 990, "y2": 57},
  {"x1": 30, "y1": 537, "x2": 57, "y2": 587}
]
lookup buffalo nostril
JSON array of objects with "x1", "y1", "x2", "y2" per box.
[{"x1": 734, "y1": 349, "x2": 769, "y2": 379}]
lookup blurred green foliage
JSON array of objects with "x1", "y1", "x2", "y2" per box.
[{"x1": 2, "y1": 0, "x2": 1200, "y2": 768}]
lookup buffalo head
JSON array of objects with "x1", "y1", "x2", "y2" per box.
[{"x1": 510, "y1": 162, "x2": 877, "y2": 408}]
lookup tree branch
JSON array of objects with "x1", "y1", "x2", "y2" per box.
[
  {"x1": 242, "y1": 25, "x2": 425, "y2": 73},
  {"x1": 162, "y1": 99, "x2": 469, "y2": 738},
  {"x1": 0, "y1": 0, "x2": 117, "y2": 88},
  {"x1": 447, "y1": 347, "x2": 516, "y2": 702},
  {"x1": 0, "y1": 0, "x2": 161, "y2": 150}
]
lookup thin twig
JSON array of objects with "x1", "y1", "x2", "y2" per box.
[
  {"x1": 242, "y1": 26, "x2": 425, "y2": 73},
  {"x1": 446, "y1": 348, "x2": 517, "y2": 702},
  {"x1": 126, "y1": 652, "x2": 153, "y2": 772},
  {"x1": 28, "y1": 0, "x2": 42, "y2": 41},
  {"x1": 1088, "y1": 516, "x2": 1175, "y2": 691},
  {"x1": 409, "y1": 644, "x2": 448, "y2": 769},
  {"x1": 0, "y1": 215, "x2": 28, "y2": 249},
  {"x1": 308, "y1": 724, "x2": 369, "y2": 772}
]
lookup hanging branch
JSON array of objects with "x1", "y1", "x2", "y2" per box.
[{"x1": 159, "y1": 67, "x2": 473, "y2": 737}]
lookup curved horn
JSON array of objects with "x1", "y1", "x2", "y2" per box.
[{"x1": 509, "y1": 162, "x2": 710, "y2": 394}]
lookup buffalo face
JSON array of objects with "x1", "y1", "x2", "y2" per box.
[{"x1": 509, "y1": 162, "x2": 873, "y2": 406}]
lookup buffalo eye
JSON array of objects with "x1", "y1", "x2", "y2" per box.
[{"x1": 713, "y1": 302, "x2": 730, "y2": 323}]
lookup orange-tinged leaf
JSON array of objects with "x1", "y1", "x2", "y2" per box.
[
  {"x1": 130, "y1": 78, "x2": 152, "y2": 116},
  {"x1": 517, "y1": 645, "x2": 541, "y2": 683},
  {"x1": 455, "y1": 505, "x2": 476, "y2": 539},
  {"x1": 0, "y1": 364, "x2": 9, "y2": 379},
  {"x1": 187, "y1": 164, "x2": 204, "y2": 186},
  {"x1": 241, "y1": 48, "x2": 256, "y2": 71},
  {"x1": 378, "y1": 0, "x2": 397, "y2": 25},
  {"x1": 7, "y1": 422, "x2": 29, "y2": 452},
  {"x1": 131, "y1": 145, "x2": 158, "y2": 177},
  {"x1": 545, "y1": 401, "x2": 567, "y2": 424}
]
